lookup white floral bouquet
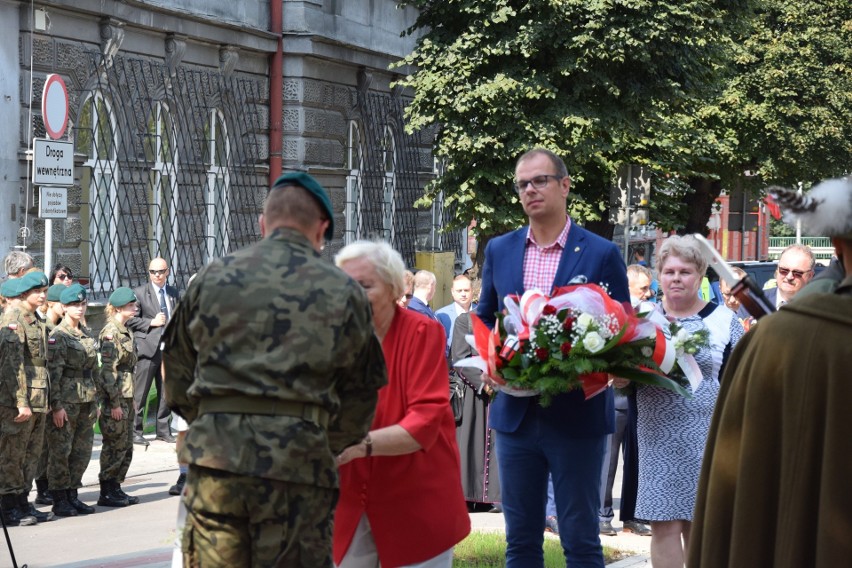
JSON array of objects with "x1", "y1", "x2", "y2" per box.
[{"x1": 456, "y1": 284, "x2": 696, "y2": 406}]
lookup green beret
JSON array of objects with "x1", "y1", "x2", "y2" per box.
[
  {"x1": 109, "y1": 287, "x2": 137, "y2": 308},
  {"x1": 16, "y1": 271, "x2": 49, "y2": 295},
  {"x1": 47, "y1": 284, "x2": 67, "y2": 302},
  {"x1": 271, "y1": 171, "x2": 334, "y2": 241},
  {"x1": 60, "y1": 283, "x2": 87, "y2": 305},
  {"x1": 1, "y1": 278, "x2": 21, "y2": 298}
]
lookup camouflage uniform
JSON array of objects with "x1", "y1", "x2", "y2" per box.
[
  {"x1": 98, "y1": 319, "x2": 137, "y2": 483},
  {"x1": 0, "y1": 305, "x2": 49, "y2": 495},
  {"x1": 163, "y1": 227, "x2": 388, "y2": 568},
  {"x1": 0, "y1": 308, "x2": 33, "y2": 499},
  {"x1": 46, "y1": 320, "x2": 99, "y2": 490}
]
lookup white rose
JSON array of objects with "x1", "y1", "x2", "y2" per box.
[
  {"x1": 582, "y1": 331, "x2": 605, "y2": 353},
  {"x1": 576, "y1": 313, "x2": 594, "y2": 331},
  {"x1": 675, "y1": 328, "x2": 691, "y2": 345},
  {"x1": 641, "y1": 346, "x2": 654, "y2": 357}
]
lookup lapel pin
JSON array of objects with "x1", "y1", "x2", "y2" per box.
[{"x1": 574, "y1": 246, "x2": 581, "y2": 252}]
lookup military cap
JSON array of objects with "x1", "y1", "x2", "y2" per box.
[
  {"x1": 47, "y1": 284, "x2": 67, "y2": 302},
  {"x1": 60, "y1": 283, "x2": 87, "y2": 305},
  {"x1": 16, "y1": 271, "x2": 49, "y2": 296},
  {"x1": 1, "y1": 278, "x2": 20, "y2": 298},
  {"x1": 109, "y1": 287, "x2": 137, "y2": 308},
  {"x1": 271, "y1": 171, "x2": 334, "y2": 240}
]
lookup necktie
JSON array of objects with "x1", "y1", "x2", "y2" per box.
[{"x1": 159, "y1": 288, "x2": 169, "y2": 322}]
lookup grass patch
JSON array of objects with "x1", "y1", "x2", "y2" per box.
[{"x1": 453, "y1": 531, "x2": 632, "y2": 567}]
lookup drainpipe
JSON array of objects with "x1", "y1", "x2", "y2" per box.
[{"x1": 269, "y1": 0, "x2": 283, "y2": 185}]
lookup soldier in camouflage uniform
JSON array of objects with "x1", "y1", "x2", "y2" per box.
[
  {"x1": 97, "y1": 287, "x2": 141, "y2": 508},
  {"x1": 46, "y1": 284, "x2": 99, "y2": 516},
  {"x1": 163, "y1": 172, "x2": 388, "y2": 568},
  {"x1": 33, "y1": 283, "x2": 66, "y2": 506},
  {"x1": 0, "y1": 271, "x2": 52, "y2": 526}
]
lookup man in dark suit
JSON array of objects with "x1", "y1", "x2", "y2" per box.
[
  {"x1": 407, "y1": 270, "x2": 438, "y2": 320},
  {"x1": 764, "y1": 244, "x2": 816, "y2": 308},
  {"x1": 477, "y1": 148, "x2": 629, "y2": 568},
  {"x1": 127, "y1": 257, "x2": 180, "y2": 445}
]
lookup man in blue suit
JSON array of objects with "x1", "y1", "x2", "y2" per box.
[{"x1": 477, "y1": 148, "x2": 629, "y2": 568}]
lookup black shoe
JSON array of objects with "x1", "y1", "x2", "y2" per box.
[
  {"x1": 19, "y1": 493, "x2": 54, "y2": 523},
  {"x1": 68, "y1": 488, "x2": 96, "y2": 514},
  {"x1": 168, "y1": 473, "x2": 186, "y2": 496},
  {"x1": 35, "y1": 478, "x2": 53, "y2": 505},
  {"x1": 50, "y1": 489, "x2": 79, "y2": 517},
  {"x1": 156, "y1": 434, "x2": 177, "y2": 443},
  {"x1": 1, "y1": 494, "x2": 37, "y2": 526},
  {"x1": 97, "y1": 480, "x2": 129, "y2": 508},
  {"x1": 545, "y1": 515, "x2": 559, "y2": 535},
  {"x1": 115, "y1": 484, "x2": 140, "y2": 505},
  {"x1": 623, "y1": 520, "x2": 652, "y2": 536},
  {"x1": 600, "y1": 520, "x2": 617, "y2": 536},
  {"x1": 133, "y1": 433, "x2": 150, "y2": 446},
  {"x1": 488, "y1": 503, "x2": 503, "y2": 513}
]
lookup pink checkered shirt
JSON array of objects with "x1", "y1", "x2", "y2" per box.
[{"x1": 523, "y1": 217, "x2": 572, "y2": 293}]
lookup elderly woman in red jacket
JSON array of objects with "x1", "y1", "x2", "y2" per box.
[{"x1": 334, "y1": 241, "x2": 470, "y2": 568}]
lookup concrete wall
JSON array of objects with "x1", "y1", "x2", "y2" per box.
[{"x1": 1, "y1": 0, "x2": 23, "y2": 258}]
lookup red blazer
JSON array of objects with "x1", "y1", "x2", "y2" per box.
[{"x1": 333, "y1": 307, "x2": 471, "y2": 567}]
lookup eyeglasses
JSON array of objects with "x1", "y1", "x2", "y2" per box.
[
  {"x1": 513, "y1": 174, "x2": 563, "y2": 194},
  {"x1": 777, "y1": 267, "x2": 810, "y2": 280},
  {"x1": 56, "y1": 273, "x2": 72, "y2": 281},
  {"x1": 149, "y1": 269, "x2": 168, "y2": 276}
]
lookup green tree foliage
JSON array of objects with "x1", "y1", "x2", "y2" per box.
[
  {"x1": 718, "y1": 1, "x2": 852, "y2": 187},
  {"x1": 395, "y1": 0, "x2": 753, "y2": 237}
]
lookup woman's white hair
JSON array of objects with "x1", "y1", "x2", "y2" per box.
[{"x1": 334, "y1": 240, "x2": 406, "y2": 300}]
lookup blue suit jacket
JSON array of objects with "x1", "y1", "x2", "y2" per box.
[
  {"x1": 477, "y1": 223, "x2": 630, "y2": 436},
  {"x1": 408, "y1": 296, "x2": 437, "y2": 320}
]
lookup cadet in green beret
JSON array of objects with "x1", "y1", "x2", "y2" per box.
[
  {"x1": 96, "y1": 287, "x2": 140, "y2": 507},
  {"x1": 0, "y1": 271, "x2": 52, "y2": 526},
  {"x1": 163, "y1": 173, "x2": 386, "y2": 567},
  {"x1": 42, "y1": 284, "x2": 67, "y2": 333},
  {"x1": 45, "y1": 284, "x2": 99, "y2": 516}
]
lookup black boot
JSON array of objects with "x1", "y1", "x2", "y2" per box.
[
  {"x1": 68, "y1": 488, "x2": 96, "y2": 514},
  {"x1": 168, "y1": 473, "x2": 186, "y2": 496},
  {"x1": 0, "y1": 494, "x2": 37, "y2": 526},
  {"x1": 50, "y1": 489, "x2": 79, "y2": 517},
  {"x1": 35, "y1": 478, "x2": 53, "y2": 505},
  {"x1": 19, "y1": 492, "x2": 54, "y2": 523},
  {"x1": 114, "y1": 484, "x2": 139, "y2": 505},
  {"x1": 97, "y1": 479, "x2": 129, "y2": 507}
]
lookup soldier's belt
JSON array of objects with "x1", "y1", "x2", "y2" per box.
[
  {"x1": 29, "y1": 358, "x2": 46, "y2": 367},
  {"x1": 63, "y1": 370, "x2": 93, "y2": 379},
  {"x1": 198, "y1": 396, "x2": 329, "y2": 428},
  {"x1": 116, "y1": 366, "x2": 134, "y2": 373}
]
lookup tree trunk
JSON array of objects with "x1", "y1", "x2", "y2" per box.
[{"x1": 681, "y1": 178, "x2": 723, "y2": 236}]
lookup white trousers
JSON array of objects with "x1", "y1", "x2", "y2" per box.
[{"x1": 336, "y1": 514, "x2": 454, "y2": 568}]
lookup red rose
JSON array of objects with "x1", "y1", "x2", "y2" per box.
[
  {"x1": 535, "y1": 347, "x2": 549, "y2": 361},
  {"x1": 563, "y1": 317, "x2": 574, "y2": 331},
  {"x1": 560, "y1": 341, "x2": 572, "y2": 356},
  {"x1": 542, "y1": 304, "x2": 557, "y2": 316}
]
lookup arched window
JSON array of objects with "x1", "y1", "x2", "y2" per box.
[
  {"x1": 145, "y1": 102, "x2": 179, "y2": 273},
  {"x1": 381, "y1": 125, "x2": 396, "y2": 243},
  {"x1": 78, "y1": 91, "x2": 119, "y2": 293},
  {"x1": 204, "y1": 109, "x2": 230, "y2": 260},
  {"x1": 344, "y1": 120, "x2": 364, "y2": 245}
]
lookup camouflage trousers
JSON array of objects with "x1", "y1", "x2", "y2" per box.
[
  {"x1": 0, "y1": 405, "x2": 34, "y2": 495},
  {"x1": 47, "y1": 401, "x2": 97, "y2": 489},
  {"x1": 22, "y1": 410, "x2": 47, "y2": 494},
  {"x1": 182, "y1": 465, "x2": 337, "y2": 568},
  {"x1": 98, "y1": 398, "x2": 133, "y2": 482}
]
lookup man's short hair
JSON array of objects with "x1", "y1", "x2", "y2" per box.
[
  {"x1": 779, "y1": 244, "x2": 816, "y2": 271},
  {"x1": 264, "y1": 184, "x2": 325, "y2": 234},
  {"x1": 4, "y1": 251, "x2": 34, "y2": 277},
  {"x1": 452, "y1": 274, "x2": 471, "y2": 285},
  {"x1": 413, "y1": 270, "x2": 436, "y2": 290},
  {"x1": 516, "y1": 148, "x2": 569, "y2": 179},
  {"x1": 626, "y1": 264, "x2": 653, "y2": 282}
]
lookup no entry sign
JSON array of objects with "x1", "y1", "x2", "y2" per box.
[{"x1": 42, "y1": 74, "x2": 69, "y2": 140}]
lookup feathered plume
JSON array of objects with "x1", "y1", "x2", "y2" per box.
[{"x1": 768, "y1": 179, "x2": 852, "y2": 238}]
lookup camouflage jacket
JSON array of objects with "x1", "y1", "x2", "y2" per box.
[
  {"x1": 163, "y1": 227, "x2": 387, "y2": 488},
  {"x1": 47, "y1": 320, "x2": 99, "y2": 409},
  {"x1": 0, "y1": 305, "x2": 49, "y2": 412},
  {"x1": 98, "y1": 319, "x2": 137, "y2": 408}
]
